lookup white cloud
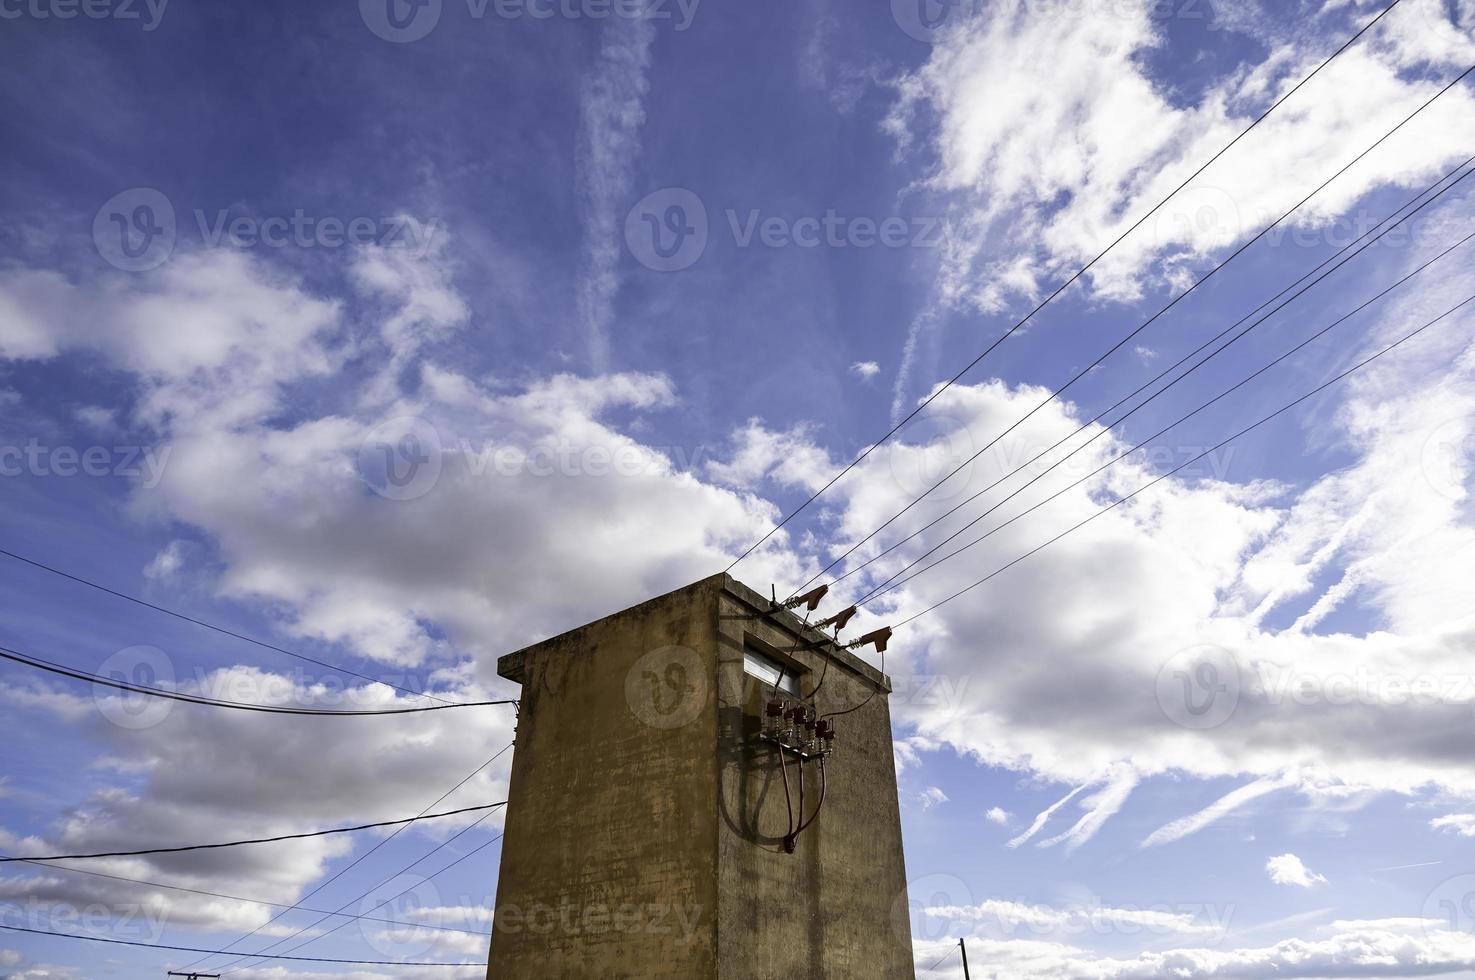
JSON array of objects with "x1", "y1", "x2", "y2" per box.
[
  {"x1": 851, "y1": 360, "x2": 882, "y2": 380},
  {"x1": 912, "y1": 923, "x2": 1475, "y2": 980},
  {"x1": 917, "y1": 786, "x2": 949, "y2": 810},
  {"x1": 1431, "y1": 813, "x2": 1475, "y2": 836},
  {"x1": 886, "y1": 0, "x2": 1475, "y2": 402},
  {"x1": 143, "y1": 539, "x2": 186, "y2": 580},
  {"x1": 984, "y1": 806, "x2": 1010, "y2": 825},
  {"x1": 1267, "y1": 853, "x2": 1328, "y2": 888},
  {"x1": 1141, "y1": 773, "x2": 1298, "y2": 848}
]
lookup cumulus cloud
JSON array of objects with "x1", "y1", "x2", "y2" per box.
[
  {"x1": 1267, "y1": 853, "x2": 1328, "y2": 888},
  {"x1": 984, "y1": 806, "x2": 1010, "y2": 826},
  {"x1": 851, "y1": 360, "x2": 882, "y2": 380},
  {"x1": 886, "y1": 0, "x2": 1475, "y2": 401},
  {"x1": 1431, "y1": 813, "x2": 1475, "y2": 836},
  {"x1": 912, "y1": 922, "x2": 1475, "y2": 980},
  {"x1": 916, "y1": 786, "x2": 950, "y2": 810},
  {"x1": 0, "y1": 240, "x2": 807, "y2": 951}
]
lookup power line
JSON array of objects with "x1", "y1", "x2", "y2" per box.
[
  {"x1": 890, "y1": 290, "x2": 1475, "y2": 628},
  {"x1": 0, "y1": 802, "x2": 506, "y2": 863},
  {"x1": 0, "y1": 546, "x2": 456, "y2": 705},
  {"x1": 825, "y1": 154, "x2": 1475, "y2": 596},
  {"x1": 215, "y1": 820, "x2": 506, "y2": 975},
  {"x1": 180, "y1": 742, "x2": 513, "y2": 970},
  {"x1": 858, "y1": 192, "x2": 1475, "y2": 605},
  {"x1": 0, "y1": 858, "x2": 491, "y2": 938},
  {"x1": 0, "y1": 644, "x2": 514, "y2": 717},
  {"x1": 793, "y1": 59, "x2": 1475, "y2": 599},
  {"x1": 722, "y1": 0, "x2": 1407, "y2": 575},
  {"x1": 0, "y1": 924, "x2": 476, "y2": 967}
]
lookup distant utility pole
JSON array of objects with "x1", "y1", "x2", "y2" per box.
[
  {"x1": 958, "y1": 937, "x2": 971, "y2": 979},
  {"x1": 167, "y1": 973, "x2": 220, "y2": 979}
]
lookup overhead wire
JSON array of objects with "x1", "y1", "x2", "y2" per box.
[
  {"x1": 0, "y1": 857, "x2": 491, "y2": 937},
  {"x1": 0, "y1": 924, "x2": 477, "y2": 967},
  {"x1": 214, "y1": 815, "x2": 507, "y2": 975},
  {"x1": 791, "y1": 60, "x2": 1475, "y2": 600},
  {"x1": 180, "y1": 741, "x2": 513, "y2": 971},
  {"x1": 858, "y1": 189, "x2": 1475, "y2": 605},
  {"x1": 0, "y1": 644, "x2": 513, "y2": 716},
  {"x1": 826, "y1": 154, "x2": 1475, "y2": 597},
  {"x1": 0, "y1": 802, "x2": 507, "y2": 863},
  {"x1": 888, "y1": 290, "x2": 1475, "y2": 629},
  {"x1": 724, "y1": 0, "x2": 1408, "y2": 575},
  {"x1": 0, "y1": 546, "x2": 456, "y2": 705}
]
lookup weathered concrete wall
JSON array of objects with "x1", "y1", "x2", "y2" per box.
[
  {"x1": 487, "y1": 576, "x2": 724, "y2": 978},
  {"x1": 715, "y1": 580, "x2": 915, "y2": 979},
  {"x1": 486, "y1": 574, "x2": 914, "y2": 979}
]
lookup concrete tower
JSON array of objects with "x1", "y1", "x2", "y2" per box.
[{"x1": 485, "y1": 573, "x2": 915, "y2": 978}]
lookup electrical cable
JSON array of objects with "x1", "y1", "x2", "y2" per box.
[
  {"x1": 0, "y1": 857, "x2": 491, "y2": 938},
  {"x1": 859, "y1": 219, "x2": 1475, "y2": 605},
  {"x1": 180, "y1": 742, "x2": 513, "y2": 970},
  {"x1": 826, "y1": 153, "x2": 1475, "y2": 596},
  {"x1": 723, "y1": 0, "x2": 1407, "y2": 575},
  {"x1": 0, "y1": 802, "x2": 506, "y2": 863},
  {"x1": 791, "y1": 61, "x2": 1475, "y2": 599},
  {"x1": 0, "y1": 644, "x2": 513, "y2": 716},
  {"x1": 0, "y1": 924, "x2": 476, "y2": 966},
  {"x1": 215, "y1": 819, "x2": 507, "y2": 975},
  {"x1": 0, "y1": 546, "x2": 455, "y2": 705},
  {"x1": 889, "y1": 289, "x2": 1475, "y2": 629}
]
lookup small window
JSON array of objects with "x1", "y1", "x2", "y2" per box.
[{"x1": 744, "y1": 648, "x2": 798, "y2": 694}]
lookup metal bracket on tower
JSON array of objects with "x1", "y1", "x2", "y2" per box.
[{"x1": 846, "y1": 627, "x2": 892, "y2": 655}]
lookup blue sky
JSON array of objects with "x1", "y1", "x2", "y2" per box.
[{"x1": 4, "y1": 0, "x2": 1475, "y2": 977}]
